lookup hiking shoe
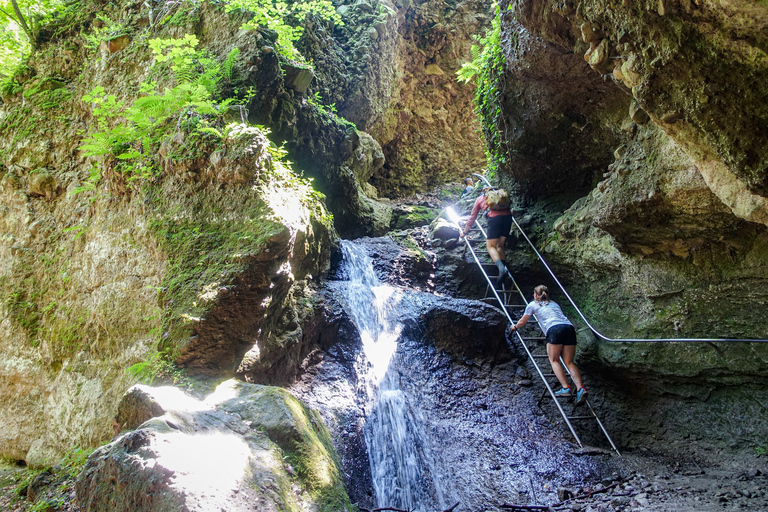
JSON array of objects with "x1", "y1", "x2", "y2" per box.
[
  {"x1": 575, "y1": 387, "x2": 588, "y2": 406},
  {"x1": 554, "y1": 387, "x2": 571, "y2": 396},
  {"x1": 495, "y1": 268, "x2": 508, "y2": 289}
]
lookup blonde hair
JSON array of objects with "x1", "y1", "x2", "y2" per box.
[{"x1": 534, "y1": 285, "x2": 550, "y2": 304}]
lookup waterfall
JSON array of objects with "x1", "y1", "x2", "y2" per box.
[{"x1": 340, "y1": 241, "x2": 445, "y2": 511}]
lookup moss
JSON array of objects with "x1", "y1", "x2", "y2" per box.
[
  {"x1": 391, "y1": 205, "x2": 435, "y2": 230},
  {"x1": 145, "y1": 184, "x2": 283, "y2": 347},
  {"x1": 276, "y1": 393, "x2": 352, "y2": 512}
]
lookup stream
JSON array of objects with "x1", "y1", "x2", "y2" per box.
[{"x1": 288, "y1": 238, "x2": 606, "y2": 510}]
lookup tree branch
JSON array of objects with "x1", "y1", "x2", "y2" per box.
[
  {"x1": 10, "y1": 0, "x2": 35, "y2": 46},
  {"x1": 0, "y1": 6, "x2": 16, "y2": 20},
  {"x1": 501, "y1": 482, "x2": 622, "y2": 511}
]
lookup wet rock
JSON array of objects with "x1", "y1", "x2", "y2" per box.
[
  {"x1": 407, "y1": 293, "x2": 511, "y2": 361},
  {"x1": 431, "y1": 218, "x2": 460, "y2": 240}
]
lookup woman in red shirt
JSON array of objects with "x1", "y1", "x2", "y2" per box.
[{"x1": 459, "y1": 188, "x2": 513, "y2": 288}]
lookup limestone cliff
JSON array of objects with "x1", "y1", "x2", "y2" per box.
[
  {"x1": 0, "y1": 0, "x2": 491, "y2": 467},
  {"x1": 488, "y1": 0, "x2": 768, "y2": 448},
  {"x1": 0, "y1": 0, "x2": 341, "y2": 464}
]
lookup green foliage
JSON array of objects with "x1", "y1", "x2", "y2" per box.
[
  {"x1": 224, "y1": 0, "x2": 342, "y2": 61},
  {"x1": 127, "y1": 349, "x2": 188, "y2": 385},
  {"x1": 456, "y1": 44, "x2": 481, "y2": 84},
  {"x1": 0, "y1": 0, "x2": 67, "y2": 75},
  {"x1": 8, "y1": 445, "x2": 93, "y2": 511},
  {"x1": 78, "y1": 34, "x2": 241, "y2": 187},
  {"x1": 81, "y1": 12, "x2": 129, "y2": 50},
  {"x1": 308, "y1": 91, "x2": 336, "y2": 114},
  {"x1": 462, "y1": 2, "x2": 511, "y2": 173}
]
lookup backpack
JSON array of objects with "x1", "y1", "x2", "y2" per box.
[{"x1": 484, "y1": 188, "x2": 510, "y2": 210}]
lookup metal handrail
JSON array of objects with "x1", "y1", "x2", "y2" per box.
[
  {"x1": 453, "y1": 219, "x2": 586, "y2": 448},
  {"x1": 446, "y1": 207, "x2": 621, "y2": 453},
  {"x1": 509, "y1": 216, "x2": 768, "y2": 343},
  {"x1": 471, "y1": 173, "x2": 493, "y2": 188}
]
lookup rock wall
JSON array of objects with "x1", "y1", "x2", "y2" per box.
[
  {"x1": 302, "y1": 0, "x2": 491, "y2": 199},
  {"x1": 488, "y1": 0, "x2": 768, "y2": 450},
  {"x1": 0, "y1": 0, "x2": 339, "y2": 464},
  {"x1": 77, "y1": 381, "x2": 352, "y2": 512}
]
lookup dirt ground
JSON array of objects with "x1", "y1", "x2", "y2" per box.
[{"x1": 3, "y1": 447, "x2": 766, "y2": 512}]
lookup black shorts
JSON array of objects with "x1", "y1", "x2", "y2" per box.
[
  {"x1": 546, "y1": 324, "x2": 577, "y2": 346},
  {"x1": 487, "y1": 214, "x2": 512, "y2": 239}
]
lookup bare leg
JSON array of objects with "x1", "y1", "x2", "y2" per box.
[
  {"x1": 497, "y1": 235, "x2": 506, "y2": 261},
  {"x1": 547, "y1": 343, "x2": 570, "y2": 389},
  {"x1": 486, "y1": 238, "x2": 502, "y2": 262},
  {"x1": 561, "y1": 345, "x2": 584, "y2": 390}
]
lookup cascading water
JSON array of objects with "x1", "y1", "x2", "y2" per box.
[{"x1": 340, "y1": 240, "x2": 446, "y2": 511}]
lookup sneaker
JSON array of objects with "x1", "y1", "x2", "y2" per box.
[
  {"x1": 554, "y1": 387, "x2": 571, "y2": 396},
  {"x1": 575, "y1": 387, "x2": 588, "y2": 405}
]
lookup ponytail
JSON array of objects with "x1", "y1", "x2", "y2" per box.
[{"x1": 534, "y1": 285, "x2": 550, "y2": 304}]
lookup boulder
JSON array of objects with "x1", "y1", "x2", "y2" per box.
[
  {"x1": 76, "y1": 381, "x2": 351, "y2": 512},
  {"x1": 430, "y1": 217, "x2": 460, "y2": 240}
]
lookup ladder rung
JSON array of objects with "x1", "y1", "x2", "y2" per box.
[{"x1": 461, "y1": 220, "x2": 620, "y2": 456}]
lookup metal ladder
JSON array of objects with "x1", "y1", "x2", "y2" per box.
[{"x1": 460, "y1": 222, "x2": 620, "y2": 455}]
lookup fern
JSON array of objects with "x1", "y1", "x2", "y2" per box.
[
  {"x1": 222, "y1": 47, "x2": 240, "y2": 83},
  {"x1": 198, "y1": 126, "x2": 223, "y2": 138},
  {"x1": 456, "y1": 44, "x2": 481, "y2": 84},
  {"x1": 78, "y1": 34, "x2": 243, "y2": 186}
]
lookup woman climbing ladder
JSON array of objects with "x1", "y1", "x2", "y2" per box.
[{"x1": 510, "y1": 285, "x2": 588, "y2": 405}]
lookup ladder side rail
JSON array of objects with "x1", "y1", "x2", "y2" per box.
[
  {"x1": 457, "y1": 226, "x2": 584, "y2": 448},
  {"x1": 442, "y1": 208, "x2": 619, "y2": 453},
  {"x1": 583, "y1": 400, "x2": 621, "y2": 455},
  {"x1": 509, "y1": 216, "x2": 768, "y2": 344},
  {"x1": 554, "y1": 353, "x2": 621, "y2": 455}
]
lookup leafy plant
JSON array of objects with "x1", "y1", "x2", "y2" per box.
[
  {"x1": 78, "y1": 35, "x2": 241, "y2": 186},
  {"x1": 457, "y1": 2, "x2": 511, "y2": 174},
  {"x1": 456, "y1": 44, "x2": 481, "y2": 84},
  {"x1": 0, "y1": 0, "x2": 66, "y2": 76},
  {"x1": 127, "y1": 350, "x2": 188, "y2": 385},
  {"x1": 81, "y1": 13, "x2": 129, "y2": 50},
  {"x1": 223, "y1": 0, "x2": 342, "y2": 61}
]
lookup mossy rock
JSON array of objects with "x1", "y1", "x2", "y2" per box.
[
  {"x1": 209, "y1": 380, "x2": 353, "y2": 511},
  {"x1": 391, "y1": 205, "x2": 437, "y2": 230}
]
